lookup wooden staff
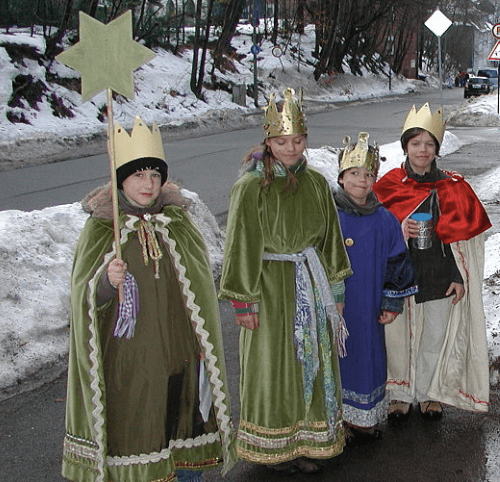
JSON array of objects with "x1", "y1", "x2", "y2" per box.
[
  {"x1": 106, "y1": 88, "x2": 124, "y2": 303},
  {"x1": 54, "y1": 10, "x2": 156, "y2": 304}
]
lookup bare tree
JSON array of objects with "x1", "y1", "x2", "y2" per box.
[
  {"x1": 191, "y1": 0, "x2": 216, "y2": 99},
  {"x1": 1, "y1": 0, "x2": 12, "y2": 32},
  {"x1": 44, "y1": 0, "x2": 74, "y2": 59},
  {"x1": 310, "y1": 0, "x2": 446, "y2": 80},
  {"x1": 211, "y1": 0, "x2": 246, "y2": 72},
  {"x1": 271, "y1": 0, "x2": 279, "y2": 44}
]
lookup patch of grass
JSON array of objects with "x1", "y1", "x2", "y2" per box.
[
  {"x1": 0, "y1": 42, "x2": 43, "y2": 66},
  {"x1": 46, "y1": 71, "x2": 81, "y2": 93},
  {"x1": 204, "y1": 78, "x2": 233, "y2": 93},
  {"x1": 49, "y1": 93, "x2": 74, "y2": 118},
  {"x1": 8, "y1": 74, "x2": 47, "y2": 110},
  {"x1": 6, "y1": 110, "x2": 31, "y2": 124},
  {"x1": 97, "y1": 104, "x2": 107, "y2": 122}
]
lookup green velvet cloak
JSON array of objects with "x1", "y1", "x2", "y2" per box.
[
  {"x1": 62, "y1": 191, "x2": 235, "y2": 482},
  {"x1": 219, "y1": 167, "x2": 352, "y2": 464}
]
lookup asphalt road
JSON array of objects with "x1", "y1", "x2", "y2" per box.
[{"x1": 2, "y1": 86, "x2": 497, "y2": 218}]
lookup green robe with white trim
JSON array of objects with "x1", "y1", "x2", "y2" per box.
[
  {"x1": 219, "y1": 164, "x2": 352, "y2": 464},
  {"x1": 63, "y1": 184, "x2": 235, "y2": 482}
]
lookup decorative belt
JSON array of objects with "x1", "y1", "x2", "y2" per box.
[
  {"x1": 263, "y1": 246, "x2": 339, "y2": 353},
  {"x1": 263, "y1": 246, "x2": 343, "y2": 433}
]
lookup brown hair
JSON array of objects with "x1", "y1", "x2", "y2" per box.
[
  {"x1": 242, "y1": 139, "x2": 306, "y2": 192},
  {"x1": 401, "y1": 127, "x2": 440, "y2": 156}
]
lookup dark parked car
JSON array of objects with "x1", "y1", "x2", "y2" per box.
[{"x1": 464, "y1": 76, "x2": 491, "y2": 98}]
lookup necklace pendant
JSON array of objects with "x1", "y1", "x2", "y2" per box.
[{"x1": 143, "y1": 213, "x2": 152, "y2": 222}]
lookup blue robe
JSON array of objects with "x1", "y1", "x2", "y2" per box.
[{"x1": 337, "y1": 204, "x2": 416, "y2": 427}]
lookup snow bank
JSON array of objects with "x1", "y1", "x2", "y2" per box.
[{"x1": 0, "y1": 190, "x2": 223, "y2": 397}]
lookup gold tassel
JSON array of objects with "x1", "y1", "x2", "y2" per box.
[{"x1": 137, "y1": 216, "x2": 163, "y2": 279}]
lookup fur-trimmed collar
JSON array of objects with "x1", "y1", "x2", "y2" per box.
[{"x1": 81, "y1": 182, "x2": 191, "y2": 220}]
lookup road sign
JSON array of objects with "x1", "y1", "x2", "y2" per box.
[
  {"x1": 425, "y1": 9, "x2": 452, "y2": 37},
  {"x1": 488, "y1": 40, "x2": 500, "y2": 61},
  {"x1": 493, "y1": 23, "x2": 500, "y2": 39},
  {"x1": 424, "y1": 8, "x2": 452, "y2": 100}
]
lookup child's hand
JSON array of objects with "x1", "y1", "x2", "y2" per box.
[
  {"x1": 108, "y1": 259, "x2": 127, "y2": 288},
  {"x1": 446, "y1": 282, "x2": 465, "y2": 305},
  {"x1": 378, "y1": 311, "x2": 398, "y2": 325},
  {"x1": 235, "y1": 313, "x2": 259, "y2": 330},
  {"x1": 404, "y1": 218, "x2": 420, "y2": 239}
]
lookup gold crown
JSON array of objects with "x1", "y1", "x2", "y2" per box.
[
  {"x1": 402, "y1": 103, "x2": 445, "y2": 146},
  {"x1": 339, "y1": 132, "x2": 380, "y2": 178},
  {"x1": 114, "y1": 116, "x2": 165, "y2": 169},
  {"x1": 263, "y1": 87, "x2": 307, "y2": 138}
]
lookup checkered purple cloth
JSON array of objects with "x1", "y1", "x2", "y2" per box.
[{"x1": 113, "y1": 272, "x2": 140, "y2": 339}]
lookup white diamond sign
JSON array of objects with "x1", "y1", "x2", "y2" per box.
[{"x1": 425, "y1": 9, "x2": 452, "y2": 37}]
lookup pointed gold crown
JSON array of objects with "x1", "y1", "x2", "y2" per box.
[
  {"x1": 402, "y1": 103, "x2": 445, "y2": 146},
  {"x1": 114, "y1": 116, "x2": 165, "y2": 169},
  {"x1": 339, "y1": 132, "x2": 380, "y2": 178},
  {"x1": 263, "y1": 87, "x2": 307, "y2": 138}
]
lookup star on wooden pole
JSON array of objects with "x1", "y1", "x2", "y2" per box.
[
  {"x1": 56, "y1": 11, "x2": 156, "y2": 303},
  {"x1": 56, "y1": 10, "x2": 155, "y2": 101}
]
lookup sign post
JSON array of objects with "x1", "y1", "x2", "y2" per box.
[
  {"x1": 425, "y1": 8, "x2": 452, "y2": 102},
  {"x1": 490, "y1": 23, "x2": 500, "y2": 114}
]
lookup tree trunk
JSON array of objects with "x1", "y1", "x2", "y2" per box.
[
  {"x1": 88, "y1": 0, "x2": 99, "y2": 18},
  {"x1": 313, "y1": 0, "x2": 342, "y2": 80},
  {"x1": 195, "y1": 0, "x2": 215, "y2": 95},
  {"x1": 0, "y1": 0, "x2": 11, "y2": 31},
  {"x1": 296, "y1": 0, "x2": 306, "y2": 34},
  {"x1": 271, "y1": 0, "x2": 279, "y2": 45},
  {"x1": 211, "y1": 0, "x2": 246, "y2": 71},
  {"x1": 190, "y1": 0, "x2": 203, "y2": 98},
  {"x1": 45, "y1": 0, "x2": 74, "y2": 59},
  {"x1": 134, "y1": 0, "x2": 148, "y2": 39}
]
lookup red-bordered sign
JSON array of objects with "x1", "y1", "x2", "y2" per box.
[
  {"x1": 493, "y1": 23, "x2": 500, "y2": 39},
  {"x1": 488, "y1": 40, "x2": 500, "y2": 61}
]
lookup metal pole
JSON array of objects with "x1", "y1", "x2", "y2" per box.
[
  {"x1": 497, "y1": 64, "x2": 499, "y2": 115},
  {"x1": 253, "y1": 47, "x2": 258, "y2": 107},
  {"x1": 253, "y1": 0, "x2": 258, "y2": 107},
  {"x1": 438, "y1": 35, "x2": 443, "y2": 102}
]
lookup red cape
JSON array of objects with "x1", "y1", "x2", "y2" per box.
[{"x1": 373, "y1": 167, "x2": 491, "y2": 244}]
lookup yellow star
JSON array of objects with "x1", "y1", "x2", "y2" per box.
[{"x1": 56, "y1": 11, "x2": 156, "y2": 102}]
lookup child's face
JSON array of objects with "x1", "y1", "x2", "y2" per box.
[
  {"x1": 405, "y1": 130, "x2": 437, "y2": 175},
  {"x1": 265, "y1": 134, "x2": 306, "y2": 167},
  {"x1": 122, "y1": 169, "x2": 162, "y2": 206},
  {"x1": 339, "y1": 167, "x2": 375, "y2": 206}
]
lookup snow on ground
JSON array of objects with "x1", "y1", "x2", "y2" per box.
[
  {"x1": 0, "y1": 25, "x2": 418, "y2": 152},
  {"x1": 448, "y1": 93, "x2": 500, "y2": 127},
  {"x1": 0, "y1": 191, "x2": 222, "y2": 394},
  {"x1": 1, "y1": 23, "x2": 500, "y2": 397}
]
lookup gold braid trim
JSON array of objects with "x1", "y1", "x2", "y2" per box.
[
  {"x1": 238, "y1": 419, "x2": 328, "y2": 436},
  {"x1": 137, "y1": 216, "x2": 163, "y2": 279},
  {"x1": 235, "y1": 419, "x2": 345, "y2": 464},
  {"x1": 236, "y1": 440, "x2": 344, "y2": 464},
  {"x1": 174, "y1": 458, "x2": 221, "y2": 469}
]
